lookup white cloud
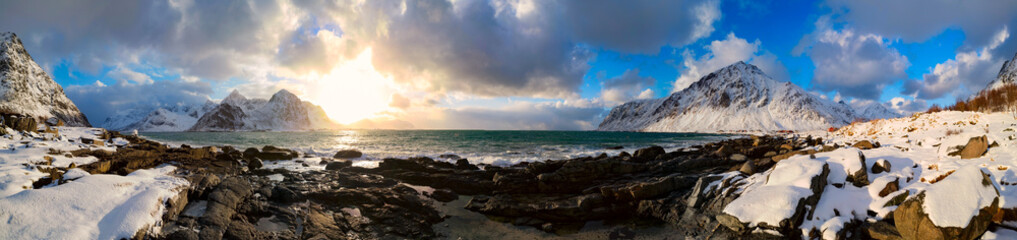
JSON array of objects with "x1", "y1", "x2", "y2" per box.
[
  {"x1": 888, "y1": 96, "x2": 928, "y2": 114},
  {"x1": 824, "y1": 0, "x2": 1017, "y2": 48},
  {"x1": 904, "y1": 27, "x2": 1011, "y2": 100},
  {"x1": 673, "y1": 32, "x2": 788, "y2": 92},
  {"x1": 600, "y1": 69, "x2": 656, "y2": 104},
  {"x1": 795, "y1": 19, "x2": 909, "y2": 100},
  {"x1": 108, "y1": 66, "x2": 154, "y2": 84}
]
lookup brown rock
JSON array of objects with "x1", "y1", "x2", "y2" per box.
[
  {"x1": 872, "y1": 159, "x2": 892, "y2": 174},
  {"x1": 959, "y1": 136, "x2": 988, "y2": 159},
  {"x1": 878, "y1": 178, "x2": 899, "y2": 198},
  {"x1": 866, "y1": 221, "x2": 903, "y2": 240},
  {"x1": 633, "y1": 146, "x2": 665, "y2": 160},
  {"x1": 894, "y1": 168, "x2": 999, "y2": 240},
  {"x1": 738, "y1": 161, "x2": 756, "y2": 175},
  {"x1": 853, "y1": 140, "x2": 875, "y2": 150}
]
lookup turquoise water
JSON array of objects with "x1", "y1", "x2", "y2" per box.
[{"x1": 141, "y1": 130, "x2": 732, "y2": 165}]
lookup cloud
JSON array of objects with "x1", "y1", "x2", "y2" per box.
[
  {"x1": 903, "y1": 27, "x2": 1011, "y2": 100},
  {"x1": 888, "y1": 96, "x2": 928, "y2": 114},
  {"x1": 600, "y1": 69, "x2": 656, "y2": 104},
  {"x1": 563, "y1": 0, "x2": 720, "y2": 53},
  {"x1": 673, "y1": 32, "x2": 788, "y2": 92},
  {"x1": 401, "y1": 98, "x2": 608, "y2": 130},
  {"x1": 824, "y1": 0, "x2": 1017, "y2": 48},
  {"x1": 107, "y1": 66, "x2": 154, "y2": 84},
  {"x1": 389, "y1": 93, "x2": 411, "y2": 109},
  {"x1": 795, "y1": 20, "x2": 909, "y2": 100},
  {"x1": 64, "y1": 79, "x2": 213, "y2": 126}
]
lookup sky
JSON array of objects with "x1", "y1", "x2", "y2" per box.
[{"x1": 2, "y1": 0, "x2": 1017, "y2": 130}]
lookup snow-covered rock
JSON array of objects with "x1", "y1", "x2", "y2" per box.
[
  {"x1": 721, "y1": 156, "x2": 830, "y2": 233},
  {"x1": 598, "y1": 62, "x2": 861, "y2": 132},
  {"x1": 0, "y1": 32, "x2": 90, "y2": 126},
  {"x1": 189, "y1": 89, "x2": 335, "y2": 131},
  {"x1": 987, "y1": 52, "x2": 1017, "y2": 91}
]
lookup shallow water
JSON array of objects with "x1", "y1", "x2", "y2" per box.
[{"x1": 141, "y1": 130, "x2": 733, "y2": 166}]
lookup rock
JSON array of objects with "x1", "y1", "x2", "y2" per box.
[
  {"x1": 325, "y1": 159, "x2": 352, "y2": 170},
  {"x1": 455, "y1": 158, "x2": 479, "y2": 170},
  {"x1": 738, "y1": 161, "x2": 755, "y2": 175},
  {"x1": 2, "y1": 114, "x2": 37, "y2": 132},
  {"x1": 894, "y1": 167, "x2": 999, "y2": 240},
  {"x1": 246, "y1": 158, "x2": 263, "y2": 170},
  {"x1": 430, "y1": 189, "x2": 458, "y2": 202},
  {"x1": 959, "y1": 136, "x2": 989, "y2": 159},
  {"x1": 878, "y1": 178, "x2": 899, "y2": 198},
  {"x1": 439, "y1": 154, "x2": 462, "y2": 160},
  {"x1": 730, "y1": 154, "x2": 747, "y2": 162},
  {"x1": 847, "y1": 151, "x2": 870, "y2": 187},
  {"x1": 633, "y1": 146, "x2": 665, "y2": 160},
  {"x1": 853, "y1": 140, "x2": 875, "y2": 150},
  {"x1": 165, "y1": 229, "x2": 199, "y2": 240},
  {"x1": 866, "y1": 221, "x2": 903, "y2": 240},
  {"x1": 270, "y1": 185, "x2": 302, "y2": 203},
  {"x1": 605, "y1": 145, "x2": 624, "y2": 150},
  {"x1": 334, "y1": 149, "x2": 363, "y2": 159},
  {"x1": 872, "y1": 159, "x2": 891, "y2": 174},
  {"x1": 45, "y1": 117, "x2": 64, "y2": 127},
  {"x1": 714, "y1": 145, "x2": 736, "y2": 157},
  {"x1": 763, "y1": 151, "x2": 777, "y2": 157},
  {"x1": 716, "y1": 213, "x2": 746, "y2": 233}
]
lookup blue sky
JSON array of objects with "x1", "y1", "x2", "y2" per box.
[{"x1": 3, "y1": 0, "x2": 1017, "y2": 129}]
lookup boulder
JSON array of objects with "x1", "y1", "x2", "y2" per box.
[
  {"x1": 325, "y1": 160, "x2": 352, "y2": 170},
  {"x1": 246, "y1": 158, "x2": 263, "y2": 170},
  {"x1": 730, "y1": 154, "x2": 747, "y2": 162},
  {"x1": 430, "y1": 189, "x2": 458, "y2": 202},
  {"x1": 878, "y1": 178, "x2": 899, "y2": 198},
  {"x1": 738, "y1": 161, "x2": 755, "y2": 175},
  {"x1": 334, "y1": 149, "x2": 363, "y2": 159},
  {"x1": 2, "y1": 114, "x2": 37, "y2": 132},
  {"x1": 721, "y1": 158, "x2": 830, "y2": 234},
  {"x1": 866, "y1": 221, "x2": 903, "y2": 240},
  {"x1": 872, "y1": 159, "x2": 891, "y2": 174},
  {"x1": 894, "y1": 166, "x2": 999, "y2": 240},
  {"x1": 455, "y1": 159, "x2": 479, "y2": 170},
  {"x1": 853, "y1": 140, "x2": 875, "y2": 150},
  {"x1": 959, "y1": 136, "x2": 989, "y2": 159},
  {"x1": 633, "y1": 146, "x2": 665, "y2": 160},
  {"x1": 846, "y1": 151, "x2": 870, "y2": 187}
]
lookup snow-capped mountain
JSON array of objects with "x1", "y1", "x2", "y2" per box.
[
  {"x1": 105, "y1": 89, "x2": 335, "y2": 132},
  {"x1": 0, "y1": 32, "x2": 90, "y2": 126},
  {"x1": 189, "y1": 89, "x2": 335, "y2": 131},
  {"x1": 598, "y1": 62, "x2": 861, "y2": 132},
  {"x1": 987, "y1": 52, "x2": 1017, "y2": 91},
  {"x1": 851, "y1": 101, "x2": 904, "y2": 120},
  {"x1": 102, "y1": 101, "x2": 217, "y2": 132}
]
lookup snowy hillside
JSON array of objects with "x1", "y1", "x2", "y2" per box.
[
  {"x1": 598, "y1": 62, "x2": 861, "y2": 132},
  {"x1": 0, "y1": 32, "x2": 90, "y2": 126},
  {"x1": 103, "y1": 101, "x2": 217, "y2": 132},
  {"x1": 106, "y1": 89, "x2": 335, "y2": 132},
  {"x1": 988, "y1": 52, "x2": 1017, "y2": 91},
  {"x1": 852, "y1": 101, "x2": 904, "y2": 120},
  {"x1": 189, "y1": 89, "x2": 335, "y2": 131}
]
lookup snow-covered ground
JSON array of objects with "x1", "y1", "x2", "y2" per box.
[
  {"x1": 0, "y1": 126, "x2": 187, "y2": 240},
  {"x1": 718, "y1": 111, "x2": 1017, "y2": 239}
]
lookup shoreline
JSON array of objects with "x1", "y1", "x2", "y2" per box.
[{"x1": 0, "y1": 111, "x2": 1015, "y2": 239}]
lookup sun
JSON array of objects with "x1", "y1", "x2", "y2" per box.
[{"x1": 310, "y1": 48, "x2": 393, "y2": 125}]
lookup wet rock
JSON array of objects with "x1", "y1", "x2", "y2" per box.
[
  {"x1": 959, "y1": 136, "x2": 989, "y2": 159},
  {"x1": 325, "y1": 159, "x2": 352, "y2": 170},
  {"x1": 455, "y1": 158, "x2": 479, "y2": 170},
  {"x1": 605, "y1": 145, "x2": 624, "y2": 150},
  {"x1": 334, "y1": 149, "x2": 363, "y2": 159},
  {"x1": 200, "y1": 177, "x2": 254, "y2": 235},
  {"x1": 246, "y1": 158, "x2": 263, "y2": 170},
  {"x1": 164, "y1": 229, "x2": 199, "y2": 240},
  {"x1": 270, "y1": 185, "x2": 302, "y2": 203},
  {"x1": 430, "y1": 189, "x2": 458, "y2": 202},
  {"x1": 633, "y1": 146, "x2": 665, "y2": 161}
]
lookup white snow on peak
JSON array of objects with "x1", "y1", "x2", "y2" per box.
[
  {"x1": 851, "y1": 101, "x2": 904, "y2": 120},
  {"x1": 0, "y1": 32, "x2": 90, "y2": 126},
  {"x1": 988, "y1": 52, "x2": 1017, "y2": 91},
  {"x1": 598, "y1": 62, "x2": 860, "y2": 132}
]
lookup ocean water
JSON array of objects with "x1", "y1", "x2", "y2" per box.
[{"x1": 141, "y1": 130, "x2": 732, "y2": 166}]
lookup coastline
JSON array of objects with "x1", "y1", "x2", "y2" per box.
[{"x1": 0, "y1": 111, "x2": 1014, "y2": 239}]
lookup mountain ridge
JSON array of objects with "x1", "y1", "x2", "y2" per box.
[
  {"x1": 598, "y1": 62, "x2": 864, "y2": 132},
  {"x1": 0, "y1": 32, "x2": 91, "y2": 126}
]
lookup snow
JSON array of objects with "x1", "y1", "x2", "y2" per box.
[
  {"x1": 599, "y1": 62, "x2": 862, "y2": 133},
  {"x1": 0, "y1": 127, "x2": 187, "y2": 239},
  {"x1": 723, "y1": 156, "x2": 826, "y2": 227},
  {"x1": 715, "y1": 111, "x2": 1017, "y2": 238},
  {"x1": 987, "y1": 52, "x2": 1017, "y2": 91},
  {"x1": 0, "y1": 165, "x2": 186, "y2": 240},
  {"x1": 922, "y1": 165, "x2": 998, "y2": 227},
  {"x1": 0, "y1": 32, "x2": 90, "y2": 127}
]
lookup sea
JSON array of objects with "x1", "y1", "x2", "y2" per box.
[{"x1": 141, "y1": 130, "x2": 733, "y2": 166}]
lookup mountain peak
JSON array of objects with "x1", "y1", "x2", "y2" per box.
[
  {"x1": 269, "y1": 89, "x2": 299, "y2": 103},
  {"x1": 988, "y1": 51, "x2": 1017, "y2": 90},
  {"x1": 0, "y1": 32, "x2": 91, "y2": 126},
  {"x1": 222, "y1": 89, "x2": 247, "y2": 106}
]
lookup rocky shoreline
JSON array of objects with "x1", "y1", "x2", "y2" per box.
[
  {"x1": 48, "y1": 127, "x2": 835, "y2": 239},
  {"x1": 8, "y1": 111, "x2": 1017, "y2": 239}
]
